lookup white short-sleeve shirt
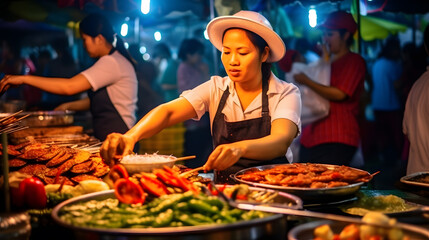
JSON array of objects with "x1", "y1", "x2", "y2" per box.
[
  {"x1": 81, "y1": 51, "x2": 137, "y2": 128},
  {"x1": 181, "y1": 73, "x2": 301, "y2": 132},
  {"x1": 181, "y1": 73, "x2": 301, "y2": 161}
]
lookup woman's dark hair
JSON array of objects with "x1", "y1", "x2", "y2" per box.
[
  {"x1": 178, "y1": 39, "x2": 205, "y2": 61},
  {"x1": 223, "y1": 28, "x2": 272, "y2": 83},
  {"x1": 377, "y1": 36, "x2": 401, "y2": 59},
  {"x1": 79, "y1": 13, "x2": 136, "y2": 67},
  {"x1": 153, "y1": 43, "x2": 172, "y2": 59}
]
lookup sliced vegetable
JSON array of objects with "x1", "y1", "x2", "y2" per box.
[
  {"x1": 109, "y1": 164, "x2": 129, "y2": 183},
  {"x1": 153, "y1": 169, "x2": 180, "y2": 187},
  {"x1": 139, "y1": 173, "x2": 170, "y2": 197},
  {"x1": 114, "y1": 178, "x2": 145, "y2": 204},
  {"x1": 160, "y1": 166, "x2": 199, "y2": 194},
  {"x1": 174, "y1": 174, "x2": 200, "y2": 194}
]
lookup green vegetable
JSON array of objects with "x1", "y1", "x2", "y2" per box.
[
  {"x1": 58, "y1": 191, "x2": 271, "y2": 228},
  {"x1": 188, "y1": 199, "x2": 219, "y2": 214},
  {"x1": 47, "y1": 192, "x2": 74, "y2": 207},
  {"x1": 153, "y1": 209, "x2": 173, "y2": 227}
]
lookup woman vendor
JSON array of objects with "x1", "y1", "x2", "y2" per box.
[
  {"x1": 100, "y1": 11, "x2": 301, "y2": 183},
  {"x1": 0, "y1": 13, "x2": 137, "y2": 141}
]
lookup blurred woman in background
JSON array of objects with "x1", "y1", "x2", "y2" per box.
[{"x1": 0, "y1": 13, "x2": 137, "y2": 141}]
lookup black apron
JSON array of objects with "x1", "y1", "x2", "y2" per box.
[
  {"x1": 87, "y1": 48, "x2": 129, "y2": 141},
  {"x1": 212, "y1": 79, "x2": 287, "y2": 184}
]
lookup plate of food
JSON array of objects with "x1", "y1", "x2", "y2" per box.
[
  {"x1": 400, "y1": 172, "x2": 429, "y2": 189},
  {"x1": 231, "y1": 163, "x2": 375, "y2": 202},
  {"x1": 340, "y1": 191, "x2": 422, "y2": 217},
  {"x1": 51, "y1": 183, "x2": 301, "y2": 240},
  {"x1": 288, "y1": 212, "x2": 429, "y2": 240}
]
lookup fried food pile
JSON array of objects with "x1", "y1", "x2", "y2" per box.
[
  {"x1": 236, "y1": 163, "x2": 373, "y2": 188},
  {"x1": 3, "y1": 142, "x2": 109, "y2": 186}
]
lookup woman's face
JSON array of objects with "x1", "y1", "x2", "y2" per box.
[
  {"x1": 221, "y1": 29, "x2": 268, "y2": 84},
  {"x1": 81, "y1": 33, "x2": 98, "y2": 58},
  {"x1": 322, "y1": 29, "x2": 348, "y2": 54}
]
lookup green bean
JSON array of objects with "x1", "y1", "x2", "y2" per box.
[
  {"x1": 125, "y1": 216, "x2": 155, "y2": 226},
  {"x1": 191, "y1": 213, "x2": 214, "y2": 223},
  {"x1": 188, "y1": 199, "x2": 219, "y2": 214},
  {"x1": 202, "y1": 196, "x2": 226, "y2": 210},
  {"x1": 178, "y1": 214, "x2": 206, "y2": 226},
  {"x1": 153, "y1": 209, "x2": 174, "y2": 227}
]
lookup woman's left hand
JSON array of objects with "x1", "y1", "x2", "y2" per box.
[
  {"x1": 100, "y1": 133, "x2": 135, "y2": 167},
  {"x1": 203, "y1": 143, "x2": 245, "y2": 171}
]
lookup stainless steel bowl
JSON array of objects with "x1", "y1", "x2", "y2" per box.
[
  {"x1": 52, "y1": 189, "x2": 302, "y2": 240},
  {"x1": 231, "y1": 164, "x2": 368, "y2": 203},
  {"x1": 288, "y1": 220, "x2": 429, "y2": 240}
]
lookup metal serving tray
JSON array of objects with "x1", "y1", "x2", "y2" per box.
[{"x1": 231, "y1": 164, "x2": 370, "y2": 202}]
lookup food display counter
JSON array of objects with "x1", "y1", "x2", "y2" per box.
[{"x1": 0, "y1": 112, "x2": 428, "y2": 240}]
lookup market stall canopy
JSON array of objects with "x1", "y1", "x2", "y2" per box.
[{"x1": 359, "y1": 15, "x2": 408, "y2": 41}]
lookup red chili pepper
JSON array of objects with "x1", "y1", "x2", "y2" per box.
[
  {"x1": 207, "y1": 182, "x2": 218, "y2": 195},
  {"x1": 218, "y1": 184, "x2": 228, "y2": 192},
  {"x1": 154, "y1": 167, "x2": 199, "y2": 194},
  {"x1": 174, "y1": 175, "x2": 200, "y2": 194},
  {"x1": 235, "y1": 194, "x2": 248, "y2": 200},
  {"x1": 154, "y1": 169, "x2": 181, "y2": 187},
  {"x1": 18, "y1": 177, "x2": 47, "y2": 209},
  {"x1": 114, "y1": 178, "x2": 145, "y2": 204},
  {"x1": 109, "y1": 164, "x2": 130, "y2": 183},
  {"x1": 162, "y1": 165, "x2": 176, "y2": 175},
  {"x1": 139, "y1": 173, "x2": 170, "y2": 197}
]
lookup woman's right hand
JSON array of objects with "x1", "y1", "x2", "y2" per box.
[
  {"x1": 100, "y1": 133, "x2": 136, "y2": 167},
  {"x1": 0, "y1": 75, "x2": 25, "y2": 95}
]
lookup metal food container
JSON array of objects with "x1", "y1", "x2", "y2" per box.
[
  {"x1": 19, "y1": 110, "x2": 74, "y2": 127},
  {"x1": 288, "y1": 220, "x2": 429, "y2": 240},
  {"x1": 52, "y1": 189, "x2": 302, "y2": 240},
  {"x1": 231, "y1": 164, "x2": 369, "y2": 203}
]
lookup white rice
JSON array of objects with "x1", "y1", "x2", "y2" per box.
[{"x1": 120, "y1": 153, "x2": 175, "y2": 163}]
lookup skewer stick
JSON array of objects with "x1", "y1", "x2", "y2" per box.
[
  {"x1": 15, "y1": 114, "x2": 31, "y2": 122},
  {"x1": 179, "y1": 166, "x2": 204, "y2": 177},
  {"x1": 174, "y1": 155, "x2": 196, "y2": 162},
  {"x1": 0, "y1": 110, "x2": 23, "y2": 123}
]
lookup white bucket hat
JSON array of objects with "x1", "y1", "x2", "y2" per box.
[{"x1": 206, "y1": 10, "x2": 286, "y2": 63}]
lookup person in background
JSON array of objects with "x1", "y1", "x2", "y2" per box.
[
  {"x1": 177, "y1": 38, "x2": 212, "y2": 167},
  {"x1": 100, "y1": 11, "x2": 301, "y2": 183},
  {"x1": 0, "y1": 39, "x2": 35, "y2": 102},
  {"x1": 0, "y1": 13, "x2": 137, "y2": 141},
  {"x1": 39, "y1": 37, "x2": 82, "y2": 110},
  {"x1": 177, "y1": 39, "x2": 210, "y2": 93},
  {"x1": 403, "y1": 24, "x2": 429, "y2": 174},
  {"x1": 152, "y1": 43, "x2": 179, "y2": 103},
  {"x1": 128, "y1": 43, "x2": 162, "y2": 120},
  {"x1": 294, "y1": 11, "x2": 366, "y2": 166},
  {"x1": 370, "y1": 36, "x2": 403, "y2": 164}
]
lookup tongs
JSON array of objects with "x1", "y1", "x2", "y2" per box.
[{"x1": 210, "y1": 183, "x2": 429, "y2": 236}]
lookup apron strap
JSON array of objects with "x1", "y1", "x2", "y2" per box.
[
  {"x1": 214, "y1": 86, "x2": 230, "y2": 118},
  {"x1": 261, "y1": 78, "x2": 269, "y2": 117}
]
